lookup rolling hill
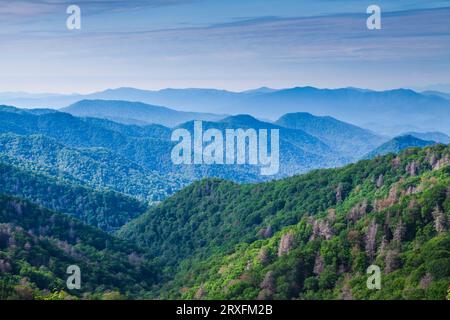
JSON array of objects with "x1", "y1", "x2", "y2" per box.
[
  {"x1": 0, "y1": 106, "x2": 352, "y2": 185},
  {"x1": 0, "y1": 162, "x2": 147, "y2": 232},
  {"x1": 118, "y1": 144, "x2": 450, "y2": 300},
  {"x1": 0, "y1": 133, "x2": 184, "y2": 202},
  {"x1": 365, "y1": 135, "x2": 436, "y2": 159},
  {"x1": 0, "y1": 194, "x2": 158, "y2": 299},
  {"x1": 275, "y1": 112, "x2": 387, "y2": 160}
]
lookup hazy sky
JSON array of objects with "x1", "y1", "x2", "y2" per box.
[{"x1": 1, "y1": 0, "x2": 450, "y2": 93}]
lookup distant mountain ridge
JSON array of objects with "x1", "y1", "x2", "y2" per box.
[
  {"x1": 2, "y1": 86, "x2": 450, "y2": 135},
  {"x1": 403, "y1": 131, "x2": 450, "y2": 144},
  {"x1": 365, "y1": 135, "x2": 436, "y2": 159},
  {"x1": 0, "y1": 106, "x2": 368, "y2": 184},
  {"x1": 275, "y1": 112, "x2": 386, "y2": 160},
  {"x1": 62, "y1": 99, "x2": 225, "y2": 127}
]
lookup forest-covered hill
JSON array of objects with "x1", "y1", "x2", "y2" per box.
[
  {"x1": 118, "y1": 144, "x2": 450, "y2": 299},
  {"x1": 0, "y1": 195, "x2": 158, "y2": 300},
  {"x1": 0, "y1": 162, "x2": 147, "y2": 232}
]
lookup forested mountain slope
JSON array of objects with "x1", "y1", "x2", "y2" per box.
[
  {"x1": 0, "y1": 133, "x2": 184, "y2": 202},
  {"x1": 118, "y1": 145, "x2": 450, "y2": 299},
  {"x1": 0, "y1": 195, "x2": 158, "y2": 300},
  {"x1": 0, "y1": 162, "x2": 147, "y2": 232},
  {"x1": 275, "y1": 112, "x2": 386, "y2": 160}
]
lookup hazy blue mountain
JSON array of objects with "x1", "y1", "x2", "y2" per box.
[
  {"x1": 0, "y1": 162, "x2": 147, "y2": 232},
  {"x1": 2, "y1": 86, "x2": 449, "y2": 136},
  {"x1": 88, "y1": 88, "x2": 244, "y2": 113},
  {"x1": 403, "y1": 131, "x2": 450, "y2": 144},
  {"x1": 241, "y1": 87, "x2": 278, "y2": 95},
  {"x1": 7, "y1": 104, "x2": 443, "y2": 190},
  {"x1": 275, "y1": 112, "x2": 387, "y2": 160},
  {"x1": 364, "y1": 135, "x2": 436, "y2": 159},
  {"x1": 0, "y1": 109, "x2": 350, "y2": 184},
  {"x1": 421, "y1": 90, "x2": 450, "y2": 100},
  {"x1": 79, "y1": 87, "x2": 450, "y2": 136},
  {"x1": 0, "y1": 106, "x2": 176, "y2": 172},
  {"x1": 62, "y1": 99, "x2": 225, "y2": 127},
  {"x1": 0, "y1": 92, "x2": 83, "y2": 108},
  {"x1": 177, "y1": 114, "x2": 348, "y2": 178},
  {"x1": 234, "y1": 87, "x2": 450, "y2": 136}
]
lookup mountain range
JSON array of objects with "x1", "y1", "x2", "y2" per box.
[
  {"x1": 62, "y1": 99, "x2": 224, "y2": 127},
  {"x1": 0, "y1": 105, "x2": 389, "y2": 187},
  {"x1": 0, "y1": 99, "x2": 448, "y2": 300},
  {"x1": 2, "y1": 86, "x2": 450, "y2": 136}
]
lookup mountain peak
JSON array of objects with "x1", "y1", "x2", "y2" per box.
[
  {"x1": 365, "y1": 134, "x2": 436, "y2": 159},
  {"x1": 221, "y1": 114, "x2": 264, "y2": 126}
]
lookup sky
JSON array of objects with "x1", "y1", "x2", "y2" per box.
[{"x1": 0, "y1": 0, "x2": 450, "y2": 93}]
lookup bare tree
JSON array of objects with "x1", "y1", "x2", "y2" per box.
[
  {"x1": 432, "y1": 206, "x2": 446, "y2": 234},
  {"x1": 393, "y1": 219, "x2": 405, "y2": 244},
  {"x1": 278, "y1": 231, "x2": 294, "y2": 257},
  {"x1": 313, "y1": 252, "x2": 324, "y2": 276},
  {"x1": 376, "y1": 174, "x2": 384, "y2": 188},
  {"x1": 365, "y1": 219, "x2": 378, "y2": 261}
]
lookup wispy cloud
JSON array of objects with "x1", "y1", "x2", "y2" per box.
[
  {"x1": 0, "y1": 0, "x2": 198, "y2": 18},
  {"x1": 0, "y1": 2, "x2": 449, "y2": 92}
]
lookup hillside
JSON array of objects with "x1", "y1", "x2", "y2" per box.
[
  {"x1": 275, "y1": 112, "x2": 386, "y2": 160},
  {"x1": 0, "y1": 133, "x2": 184, "y2": 202},
  {"x1": 62, "y1": 99, "x2": 224, "y2": 127},
  {"x1": 365, "y1": 135, "x2": 436, "y2": 159},
  {"x1": 177, "y1": 115, "x2": 347, "y2": 177},
  {"x1": 0, "y1": 194, "x2": 157, "y2": 299},
  {"x1": 0, "y1": 162, "x2": 147, "y2": 232},
  {"x1": 404, "y1": 131, "x2": 450, "y2": 144},
  {"x1": 118, "y1": 144, "x2": 450, "y2": 299}
]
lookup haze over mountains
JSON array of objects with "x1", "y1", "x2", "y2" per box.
[
  {"x1": 2, "y1": 101, "x2": 448, "y2": 189},
  {"x1": 62, "y1": 100, "x2": 224, "y2": 127},
  {"x1": 2, "y1": 86, "x2": 450, "y2": 135},
  {"x1": 0, "y1": 106, "x2": 362, "y2": 188}
]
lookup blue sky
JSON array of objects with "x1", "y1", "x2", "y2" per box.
[{"x1": 1, "y1": 0, "x2": 450, "y2": 93}]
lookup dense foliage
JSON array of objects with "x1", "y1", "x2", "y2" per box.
[
  {"x1": 0, "y1": 133, "x2": 185, "y2": 202},
  {"x1": 118, "y1": 145, "x2": 450, "y2": 299},
  {"x1": 0, "y1": 106, "x2": 384, "y2": 185},
  {"x1": 0, "y1": 104, "x2": 449, "y2": 300},
  {"x1": 0, "y1": 195, "x2": 158, "y2": 300},
  {"x1": 0, "y1": 162, "x2": 147, "y2": 232}
]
